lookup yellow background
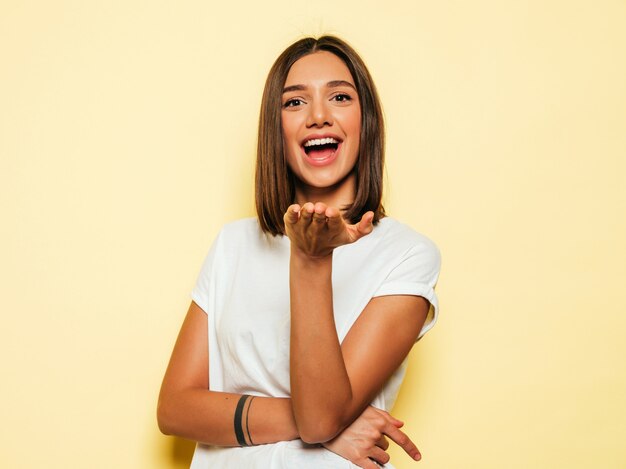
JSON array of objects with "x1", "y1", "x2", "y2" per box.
[{"x1": 1, "y1": 1, "x2": 625, "y2": 468}]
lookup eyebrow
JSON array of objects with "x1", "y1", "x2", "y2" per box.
[{"x1": 282, "y1": 80, "x2": 357, "y2": 94}]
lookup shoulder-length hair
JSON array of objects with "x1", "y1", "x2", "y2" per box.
[{"x1": 255, "y1": 35, "x2": 386, "y2": 236}]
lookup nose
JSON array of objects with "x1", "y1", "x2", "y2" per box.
[{"x1": 306, "y1": 99, "x2": 333, "y2": 128}]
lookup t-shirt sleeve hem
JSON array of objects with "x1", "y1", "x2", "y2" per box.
[
  {"x1": 373, "y1": 281, "x2": 439, "y2": 341},
  {"x1": 191, "y1": 288, "x2": 209, "y2": 314}
]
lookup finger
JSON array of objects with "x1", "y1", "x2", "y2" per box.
[
  {"x1": 326, "y1": 207, "x2": 343, "y2": 230},
  {"x1": 284, "y1": 204, "x2": 301, "y2": 225},
  {"x1": 380, "y1": 410, "x2": 404, "y2": 428},
  {"x1": 368, "y1": 446, "x2": 390, "y2": 465},
  {"x1": 314, "y1": 202, "x2": 327, "y2": 215},
  {"x1": 312, "y1": 202, "x2": 328, "y2": 224},
  {"x1": 375, "y1": 435, "x2": 389, "y2": 451},
  {"x1": 325, "y1": 206, "x2": 340, "y2": 218},
  {"x1": 300, "y1": 202, "x2": 314, "y2": 225},
  {"x1": 385, "y1": 425, "x2": 421, "y2": 461},
  {"x1": 356, "y1": 458, "x2": 381, "y2": 469},
  {"x1": 356, "y1": 211, "x2": 375, "y2": 236}
]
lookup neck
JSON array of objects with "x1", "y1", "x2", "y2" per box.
[{"x1": 294, "y1": 173, "x2": 356, "y2": 210}]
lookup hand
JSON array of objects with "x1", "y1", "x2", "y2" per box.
[
  {"x1": 283, "y1": 202, "x2": 374, "y2": 258},
  {"x1": 322, "y1": 406, "x2": 421, "y2": 468}
]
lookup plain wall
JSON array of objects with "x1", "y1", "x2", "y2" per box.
[{"x1": 1, "y1": 1, "x2": 625, "y2": 468}]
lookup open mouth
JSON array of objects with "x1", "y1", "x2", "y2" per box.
[{"x1": 302, "y1": 137, "x2": 340, "y2": 161}]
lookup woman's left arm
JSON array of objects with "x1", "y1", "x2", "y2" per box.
[{"x1": 285, "y1": 203, "x2": 430, "y2": 444}]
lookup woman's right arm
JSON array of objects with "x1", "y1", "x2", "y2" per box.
[
  {"x1": 157, "y1": 301, "x2": 418, "y2": 466},
  {"x1": 157, "y1": 301, "x2": 299, "y2": 445}
]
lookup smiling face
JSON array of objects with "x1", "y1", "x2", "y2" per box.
[{"x1": 281, "y1": 51, "x2": 361, "y2": 207}]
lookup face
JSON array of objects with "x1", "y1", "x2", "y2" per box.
[{"x1": 281, "y1": 51, "x2": 361, "y2": 205}]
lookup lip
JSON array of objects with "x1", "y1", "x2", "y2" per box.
[
  {"x1": 299, "y1": 132, "x2": 343, "y2": 167},
  {"x1": 300, "y1": 142, "x2": 342, "y2": 167},
  {"x1": 299, "y1": 133, "x2": 343, "y2": 146}
]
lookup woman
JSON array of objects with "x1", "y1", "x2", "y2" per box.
[{"x1": 158, "y1": 36, "x2": 440, "y2": 468}]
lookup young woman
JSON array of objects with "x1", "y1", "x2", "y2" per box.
[{"x1": 158, "y1": 36, "x2": 441, "y2": 469}]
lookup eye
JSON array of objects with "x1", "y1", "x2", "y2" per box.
[
  {"x1": 283, "y1": 98, "x2": 304, "y2": 108},
  {"x1": 332, "y1": 93, "x2": 352, "y2": 103}
]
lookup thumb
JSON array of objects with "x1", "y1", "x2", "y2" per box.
[{"x1": 355, "y1": 211, "x2": 374, "y2": 237}]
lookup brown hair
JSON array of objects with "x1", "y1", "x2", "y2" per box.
[{"x1": 255, "y1": 35, "x2": 385, "y2": 236}]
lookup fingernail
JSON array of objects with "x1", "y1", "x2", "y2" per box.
[{"x1": 414, "y1": 453, "x2": 421, "y2": 461}]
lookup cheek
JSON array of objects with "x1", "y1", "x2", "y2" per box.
[
  {"x1": 353, "y1": 108, "x2": 362, "y2": 132},
  {"x1": 280, "y1": 128, "x2": 298, "y2": 169},
  {"x1": 341, "y1": 106, "x2": 361, "y2": 134},
  {"x1": 349, "y1": 112, "x2": 361, "y2": 159},
  {"x1": 347, "y1": 114, "x2": 361, "y2": 153},
  {"x1": 281, "y1": 121, "x2": 296, "y2": 160},
  {"x1": 281, "y1": 113, "x2": 299, "y2": 140},
  {"x1": 280, "y1": 114, "x2": 290, "y2": 139}
]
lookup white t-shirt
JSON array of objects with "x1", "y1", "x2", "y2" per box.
[{"x1": 190, "y1": 217, "x2": 440, "y2": 468}]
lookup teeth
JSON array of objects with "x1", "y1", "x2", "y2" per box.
[{"x1": 303, "y1": 137, "x2": 339, "y2": 147}]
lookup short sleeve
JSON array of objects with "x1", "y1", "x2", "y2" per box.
[
  {"x1": 190, "y1": 231, "x2": 222, "y2": 314},
  {"x1": 373, "y1": 239, "x2": 441, "y2": 340}
]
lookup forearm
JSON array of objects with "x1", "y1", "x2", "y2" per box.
[
  {"x1": 289, "y1": 249, "x2": 355, "y2": 442},
  {"x1": 157, "y1": 388, "x2": 298, "y2": 446}
]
